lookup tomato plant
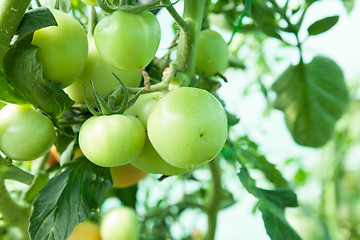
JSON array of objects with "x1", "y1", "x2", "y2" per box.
[
  {"x1": 195, "y1": 29, "x2": 229, "y2": 77},
  {"x1": 0, "y1": 104, "x2": 55, "y2": 161},
  {"x1": 147, "y1": 87, "x2": 228, "y2": 169},
  {"x1": 100, "y1": 207, "x2": 139, "y2": 240},
  {"x1": 94, "y1": 9, "x2": 161, "y2": 70},
  {"x1": 79, "y1": 114, "x2": 145, "y2": 167},
  {"x1": 64, "y1": 37, "x2": 142, "y2": 104},
  {"x1": 0, "y1": 1, "x2": 351, "y2": 240}
]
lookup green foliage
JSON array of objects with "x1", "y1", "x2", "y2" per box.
[
  {"x1": 273, "y1": 56, "x2": 349, "y2": 147},
  {"x1": 239, "y1": 168, "x2": 301, "y2": 240},
  {"x1": 307, "y1": 16, "x2": 339, "y2": 36},
  {"x1": 29, "y1": 157, "x2": 112, "y2": 240}
]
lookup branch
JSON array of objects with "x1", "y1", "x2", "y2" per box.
[
  {"x1": 0, "y1": 0, "x2": 31, "y2": 62},
  {"x1": 205, "y1": 157, "x2": 223, "y2": 240}
]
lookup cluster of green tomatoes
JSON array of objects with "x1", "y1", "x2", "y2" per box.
[{"x1": 0, "y1": 6, "x2": 230, "y2": 181}]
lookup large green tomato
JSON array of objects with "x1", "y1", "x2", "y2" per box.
[
  {"x1": 0, "y1": 104, "x2": 55, "y2": 161},
  {"x1": 100, "y1": 207, "x2": 139, "y2": 240},
  {"x1": 31, "y1": 8, "x2": 88, "y2": 87},
  {"x1": 147, "y1": 87, "x2": 228, "y2": 169},
  {"x1": 195, "y1": 29, "x2": 229, "y2": 77},
  {"x1": 125, "y1": 92, "x2": 188, "y2": 175},
  {"x1": 94, "y1": 10, "x2": 161, "y2": 70},
  {"x1": 64, "y1": 37, "x2": 142, "y2": 104},
  {"x1": 79, "y1": 115, "x2": 145, "y2": 167}
]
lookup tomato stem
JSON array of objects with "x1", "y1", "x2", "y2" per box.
[
  {"x1": 174, "y1": 0, "x2": 205, "y2": 86},
  {"x1": 0, "y1": 0, "x2": 31, "y2": 63},
  {"x1": 0, "y1": 159, "x2": 34, "y2": 185},
  {"x1": 205, "y1": 157, "x2": 223, "y2": 240}
]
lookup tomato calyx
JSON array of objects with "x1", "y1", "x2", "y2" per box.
[{"x1": 83, "y1": 73, "x2": 142, "y2": 116}]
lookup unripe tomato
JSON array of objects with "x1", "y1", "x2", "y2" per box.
[
  {"x1": 132, "y1": 135, "x2": 189, "y2": 175},
  {"x1": 0, "y1": 104, "x2": 55, "y2": 161},
  {"x1": 100, "y1": 207, "x2": 139, "y2": 240},
  {"x1": 79, "y1": 115, "x2": 145, "y2": 167},
  {"x1": 195, "y1": 30, "x2": 229, "y2": 77},
  {"x1": 67, "y1": 220, "x2": 101, "y2": 240},
  {"x1": 147, "y1": 87, "x2": 228, "y2": 169},
  {"x1": 94, "y1": 10, "x2": 161, "y2": 70},
  {"x1": 124, "y1": 91, "x2": 164, "y2": 129},
  {"x1": 64, "y1": 37, "x2": 142, "y2": 104},
  {"x1": 110, "y1": 164, "x2": 147, "y2": 188},
  {"x1": 31, "y1": 8, "x2": 88, "y2": 87}
]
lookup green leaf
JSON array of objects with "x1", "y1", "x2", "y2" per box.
[
  {"x1": 342, "y1": 0, "x2": 355, "y2": 13},
  {"x1": 259, "y1": 201, "x2": 302, "y2": 240},
  {"x1": 14, "y1": 7, "x2": 57, "y2": 44},
  {"x1": 250, "y1": 0, "x2": 282, "y2": 39},
  {"x1": 307, "y1": 16, "x2": 339, "y2": 36},
  {"x1": 0, "y1": 68, "x2": 29, "y2": 104},
  {"x1": 238, "y1": 168, "x2": 297, "y2": 208},
  {"x1": 29, "y1": 157, "x2": 112, "y2": 240},
  {"x1": 238, "y1": 168, "x2": 301, "y2": 240},
  {"x1": 272, "y1": 56, "x2": 348, "y2": 147},
  {"x1": 3, "y1": 36, "x2": 74, "y2": 119}
]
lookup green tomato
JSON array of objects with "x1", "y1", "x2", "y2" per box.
[
  {"x1": 195, "y1": 29, "x2": 229, "y2": 77},
  {"x1": 132, "y1": 135, "x2": 189, "y2": 175},
  {"x1": 64, "y1": 37, "x2": 142, "y2": 104},
  {"x1": 0, "y1": 104, "x2": 55, "y2": 161},
  {"x1": 124, "y1": 92, "x2": 164, "y2": 129},
  {"x1": 79, "y1": 115, "x2": 145, "y2": 167},
  {"x1": 31, "y1": 8, "x2": 88, "y2": 87},
  {"x1": 100, "y1": 207, "x2": 139, "y2": 240},
  {"x1": 147, "y1": 87, "x2": 228, "y2": 169},
  {"x1": 94, "y1": 10, "x2": 161, "y2": 70}
]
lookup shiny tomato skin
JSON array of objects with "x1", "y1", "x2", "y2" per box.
[
  {"x1": 79, "y1": 114, "x2": 145, "y2": 167},
  {"x1": 0, "y1": 104, "x2": 55, "y2": 161},
  {"x1": 147, "y1": 87, "x2": 228, "y2": 169},
  {"x1": 94, "y1": 10, "x2": 161, "y2": 70},
  {"x1": 31, "y1": 8, "x2": 88, "y2": 87}
]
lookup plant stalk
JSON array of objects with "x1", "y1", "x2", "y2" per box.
[
  {"x1": 205, "y1": 158, "x2": 222, "y2": 240},
  {"x1": 0, "y1": 0, "x2": 31, "y2": 62},
  {"x1": 174, "y1": 0, "x2": 205, "y2": 86}
]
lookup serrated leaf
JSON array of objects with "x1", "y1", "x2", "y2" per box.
[
  {"x1": 113, "y1": 185, "x2": 138, "y2": 209},
  {"x1": 238, "y1": 168, "x2": 300, "y2": 240},
  {"x1": 14, "y1": 7, "x2": 57, "y2": 44},
  {"x1": 307, "y1": 15, "x2": 339, "y2": 36},
  {"x1": 259, "y1": 201, "x2": 302, "y2": 240},
  {"x1": 29, "y1": 157, "x2": 112, "y2": 240},
  {"x1": 3, "y1": 36, "x2": 74, "y2": 119},
  {"x1": 272, "y1": 56, "x2": 348, "y2": 147},
  {"x1": 240, "y1": 149, "x2": 288, "y2": 188},
  {"x1": 238, "y1": 168, "x2": 297, "y2": 208}
]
